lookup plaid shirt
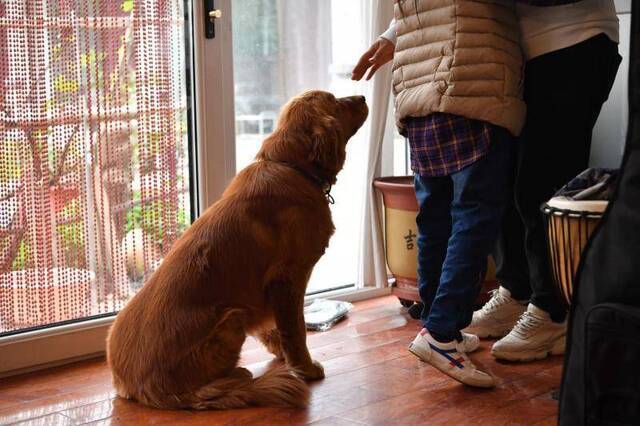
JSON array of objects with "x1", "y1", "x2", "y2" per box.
[{"x1": 405, "y1": 113, "x2": 495, "y2": 177}]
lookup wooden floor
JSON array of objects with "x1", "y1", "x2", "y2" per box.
[{"x1": 0, "y1": 296, "x2": 563, "y2": 425}]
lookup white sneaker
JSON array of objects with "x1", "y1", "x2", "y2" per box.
[
  {"x1": 460, "y1": 331, "x2": 480, "y2": 353},
  {"x1": 463, "y1": 286, "x2": 527, "y2": 338},
  {"x1": 491, "y1": 304, "x2": 566, "y2": 362},
  {"x1": 408, "y1": 329, "x2": 495, "y2": 388},
  {"x1": 410, "y1": 329, "x2": 481, "y2": 353}
]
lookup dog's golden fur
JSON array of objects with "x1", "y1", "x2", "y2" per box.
[{"x1": 107, "y1": 91, "x2": 368, "y2": 410}]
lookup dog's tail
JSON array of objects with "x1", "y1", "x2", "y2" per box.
[{"x1": 188, "y1": 365, "x2": 309, "y2": 410}]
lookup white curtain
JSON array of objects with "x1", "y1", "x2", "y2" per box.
[{"x1": 356, "y1": 0, "x2": 395, "y2": 289}]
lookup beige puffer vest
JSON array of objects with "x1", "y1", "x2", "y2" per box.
[{"x1": 392, "y1": 0, "x2": 526, "y2": 136}]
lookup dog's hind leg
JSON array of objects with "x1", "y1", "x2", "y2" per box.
[
  {"x1": 200, "y1": 308, "x2": 248, "y2": 372},
  {"x1": 185, "y1": 309, "x2": 309, "y2": 409},
  {"x1": 133, "y1": 308, "x2": 248, "y2": 409}
]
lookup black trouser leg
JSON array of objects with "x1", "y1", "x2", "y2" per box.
[
  {"x1": 493, "y1": 140, "x2": 531, "y2": 301},
  {"x1": 514, "y1": 34, "x2": 621, "y2": 322}
]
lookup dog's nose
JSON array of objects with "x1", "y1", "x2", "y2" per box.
[{"x1": 358, "y1": 95, "x2": 366, "y2": 103}]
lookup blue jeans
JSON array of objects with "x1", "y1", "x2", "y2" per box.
[{"x1": 414, "y1": 127, "x2": 514, "y2": 342}]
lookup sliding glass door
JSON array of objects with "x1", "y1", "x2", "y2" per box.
[
  {"x1": 0, "y1": 0, "x2": 194, "y2": 336},
  {"x1": 231, "y1": 0, "x2": 370, "y2": 293},
  {"x1": 0, "y1": 0, "x2": 393, "y2": 345}
]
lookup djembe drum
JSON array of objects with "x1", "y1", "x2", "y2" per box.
[{"x1": 542, "y1": 197, "x2": 607, "y2": 308}]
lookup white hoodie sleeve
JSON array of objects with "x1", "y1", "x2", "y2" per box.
[{"x1": 379, "y1": 19, "x2": 397, "y2": 45}]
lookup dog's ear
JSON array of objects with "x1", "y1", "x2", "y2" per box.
[
  {"x1": 256, "y1": 92, "x2": 345, "y2": 182},
  {"x1": 256, "y1": 96, "x2": 316, "y2": 162},
  {"x1": 308, "y1": 114, "x2": 343, "y2": 182}
]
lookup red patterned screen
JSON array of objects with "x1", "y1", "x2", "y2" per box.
[{"x1": 0, "y1": 0, "x2": 191, "y2": 334}]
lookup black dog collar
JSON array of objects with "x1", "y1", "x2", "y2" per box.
[{"x1": 264, "y1": 160, "x2": 335, "y2": 204}]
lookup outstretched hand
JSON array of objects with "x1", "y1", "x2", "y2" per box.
[{"x1": 351, "y1": 38, "x2": 394, "y2": 81}]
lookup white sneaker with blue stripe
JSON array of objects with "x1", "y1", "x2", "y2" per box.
[{"x1": 408, "y1": 328, "x2": 495, "y2": 388}]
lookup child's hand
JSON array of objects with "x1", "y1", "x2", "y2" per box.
[{"x1": 351, "y1": 38, "x2": 394, "y2": 81}]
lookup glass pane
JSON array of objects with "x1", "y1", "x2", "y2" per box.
[
  {"x1": 232, "y1": 0, "x2": 368, "y2": 293},
  {"x1": 394, "y1": 135, "x2": 411, "y2": 177},
  {"x1": 393, "y1": 128, "x2": 410, "y2": 176},
  {"x1": 0, "y1": 0, "x2": 193, "y2": 335}
]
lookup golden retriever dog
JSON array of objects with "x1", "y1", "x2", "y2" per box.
[{"x1": 107, "y1": 91, "x2": 368, "y2": 410}]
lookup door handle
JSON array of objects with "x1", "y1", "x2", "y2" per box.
[{"x1": 203, "y1": 0, "x2": 220, "y2": 39}]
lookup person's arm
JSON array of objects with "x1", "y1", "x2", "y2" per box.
[
  {"x1": 380, "y1": 19, "x2": 397, "y2": 45},
  {"x1": 351, "y1": 20, "x2": 396, "y2": 81}
]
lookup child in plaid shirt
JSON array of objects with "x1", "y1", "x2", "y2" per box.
[{"x1": 352, "y1": 0, "x2": 524, "y2": 387}]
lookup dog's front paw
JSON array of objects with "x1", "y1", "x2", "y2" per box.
[{"x1": 295, "y1": 360, "x2": 325, "y2": 381}]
